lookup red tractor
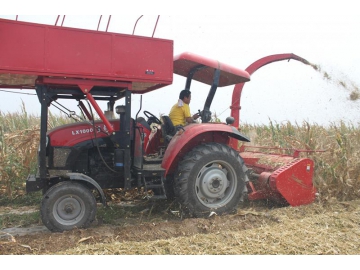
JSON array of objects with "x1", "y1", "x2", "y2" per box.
[{"x1": 0, "y1": 18, "x2": 317, "y2": 232}]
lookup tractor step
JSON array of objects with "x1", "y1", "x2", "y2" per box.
[
  {"x1": 148, "y1": 194, "x2": 167, "y2": 200},
  {"x1": 133, "y1": 163, "x2": 168, "y2": 200},
  {"x1": 143, "y1": 155, "x2": 163, "y2": 164},
  {"x1": 143, "y1": 177, "x2": 167, "y2": 200},
  {"x1": 145, "y1": 184, "x2": 165, "y2": 189}
]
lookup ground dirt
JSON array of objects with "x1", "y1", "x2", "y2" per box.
[{"x1": 0, "y1": 198, "x2": 359, "y2": 255}]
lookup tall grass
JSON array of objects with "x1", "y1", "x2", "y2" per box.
[{"x1": 0, "y1": 104, "x2": 359, "y2": 204}]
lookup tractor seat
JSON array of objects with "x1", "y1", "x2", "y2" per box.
[{"x1": 161, "y1": 115, "x2": 176, "y2": 143}]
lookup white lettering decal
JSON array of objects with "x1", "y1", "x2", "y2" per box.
[
  {"x1": 70, "y1": 124, "x2": 113, "y2": 136},
  {"x1": 71, "y1": 127, "x2": 95, "y2": 136}
]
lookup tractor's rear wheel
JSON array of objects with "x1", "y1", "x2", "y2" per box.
[
  {"x1": 41, "y1": 181, "x2": 96, "y2": 232},
  {"x1": 174, "y1": 142, "x2": 247, "y2": 217}
]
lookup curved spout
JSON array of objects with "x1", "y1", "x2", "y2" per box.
[
  {"x1": 229, "y1": 53, "x2": 311, "y2": 150},
  {"x1": 244, "y1": 53, "x2": 309, "y2": 75}
]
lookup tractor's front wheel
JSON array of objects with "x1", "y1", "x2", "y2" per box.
[
  {"x1": 174, "y1": 142, "x2": 247, "y2": 217},
  {"x1": 41, "y1": 181, "x2": 97, "y2": 232}
]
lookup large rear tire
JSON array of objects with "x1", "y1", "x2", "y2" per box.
[
  {"x1": 174, "y1": 142, "x2": 247, "y2": 217},
  {"x1": 41, "y1": 181, "x2": 97, "y2": 232}
]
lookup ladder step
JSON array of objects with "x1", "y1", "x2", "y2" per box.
[
  {"x1": 146, "y1": 184, "x2": 164, "y2": 189},
  {"x1": 147, "y1": 194, "x2": 167, "y2": 200}
]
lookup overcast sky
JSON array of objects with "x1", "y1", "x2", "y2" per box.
[{"x1": 1, "y1": 1, "x2": 359, "y2": 126}]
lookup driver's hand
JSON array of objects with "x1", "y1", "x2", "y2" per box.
[{"x1": 193, "y1": 113, "x2": 200, "y2": 120}]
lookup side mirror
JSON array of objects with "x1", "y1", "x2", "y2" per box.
[{"x1": 115, "y1": 105, "x2": 126, "y2": 114}]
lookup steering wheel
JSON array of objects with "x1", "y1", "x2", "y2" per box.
[{"x1": 143, "y1": 110, "x2": 162, "y2": 125}]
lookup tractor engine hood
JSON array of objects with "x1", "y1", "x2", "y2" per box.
[{"x1": 47, "y1": 120, "x2": 120, "y2": 147}]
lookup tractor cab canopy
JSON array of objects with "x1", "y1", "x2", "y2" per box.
[
  {"x1": 174, "y1": 52, "x2": 250, "y2": 87},
  {"x1": 173, "y1": 52, "x2": 250, "y2": 122}
]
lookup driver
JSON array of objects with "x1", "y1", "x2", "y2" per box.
[{"x1": 169, "y1": 89, "x2": 199, "y2": 127}]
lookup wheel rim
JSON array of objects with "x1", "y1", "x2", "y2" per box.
[
  {"x1": 53, "y1": 194, "x2": 86, "y2": 226},
  {"x1": 195, "y1": 160, "x2": 237, "y2": 208}
]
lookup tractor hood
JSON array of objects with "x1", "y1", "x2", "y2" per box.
[
  {"x1": 47, "y1": 120, "x2": 120, "y2": 147},
  {"x1": 173, "y1": 52, "x2": 250, "y2": 87}
]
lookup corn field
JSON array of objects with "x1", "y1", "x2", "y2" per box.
[
  {"x1": 0, "y1": 103, "x2": 73, "y2": 199},
  {"x1": 0, "y1": 104, "x2": 359, "y2": 203}
]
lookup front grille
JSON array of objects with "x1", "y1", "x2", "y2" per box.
[{"x1": 53, "y1": 147, "x2": 71, "y2": 168}]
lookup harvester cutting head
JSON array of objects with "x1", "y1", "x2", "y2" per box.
[{"x1": 240, "y1": 146, "x2": 316, "y2": 206}]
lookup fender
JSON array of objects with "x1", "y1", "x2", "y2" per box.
[
  {"x1": 66, "y1": 173, "x2": 107, "y2": 206},
  {"x1": 161, "y1": 123, "x2": 250, "y2": 176}
]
